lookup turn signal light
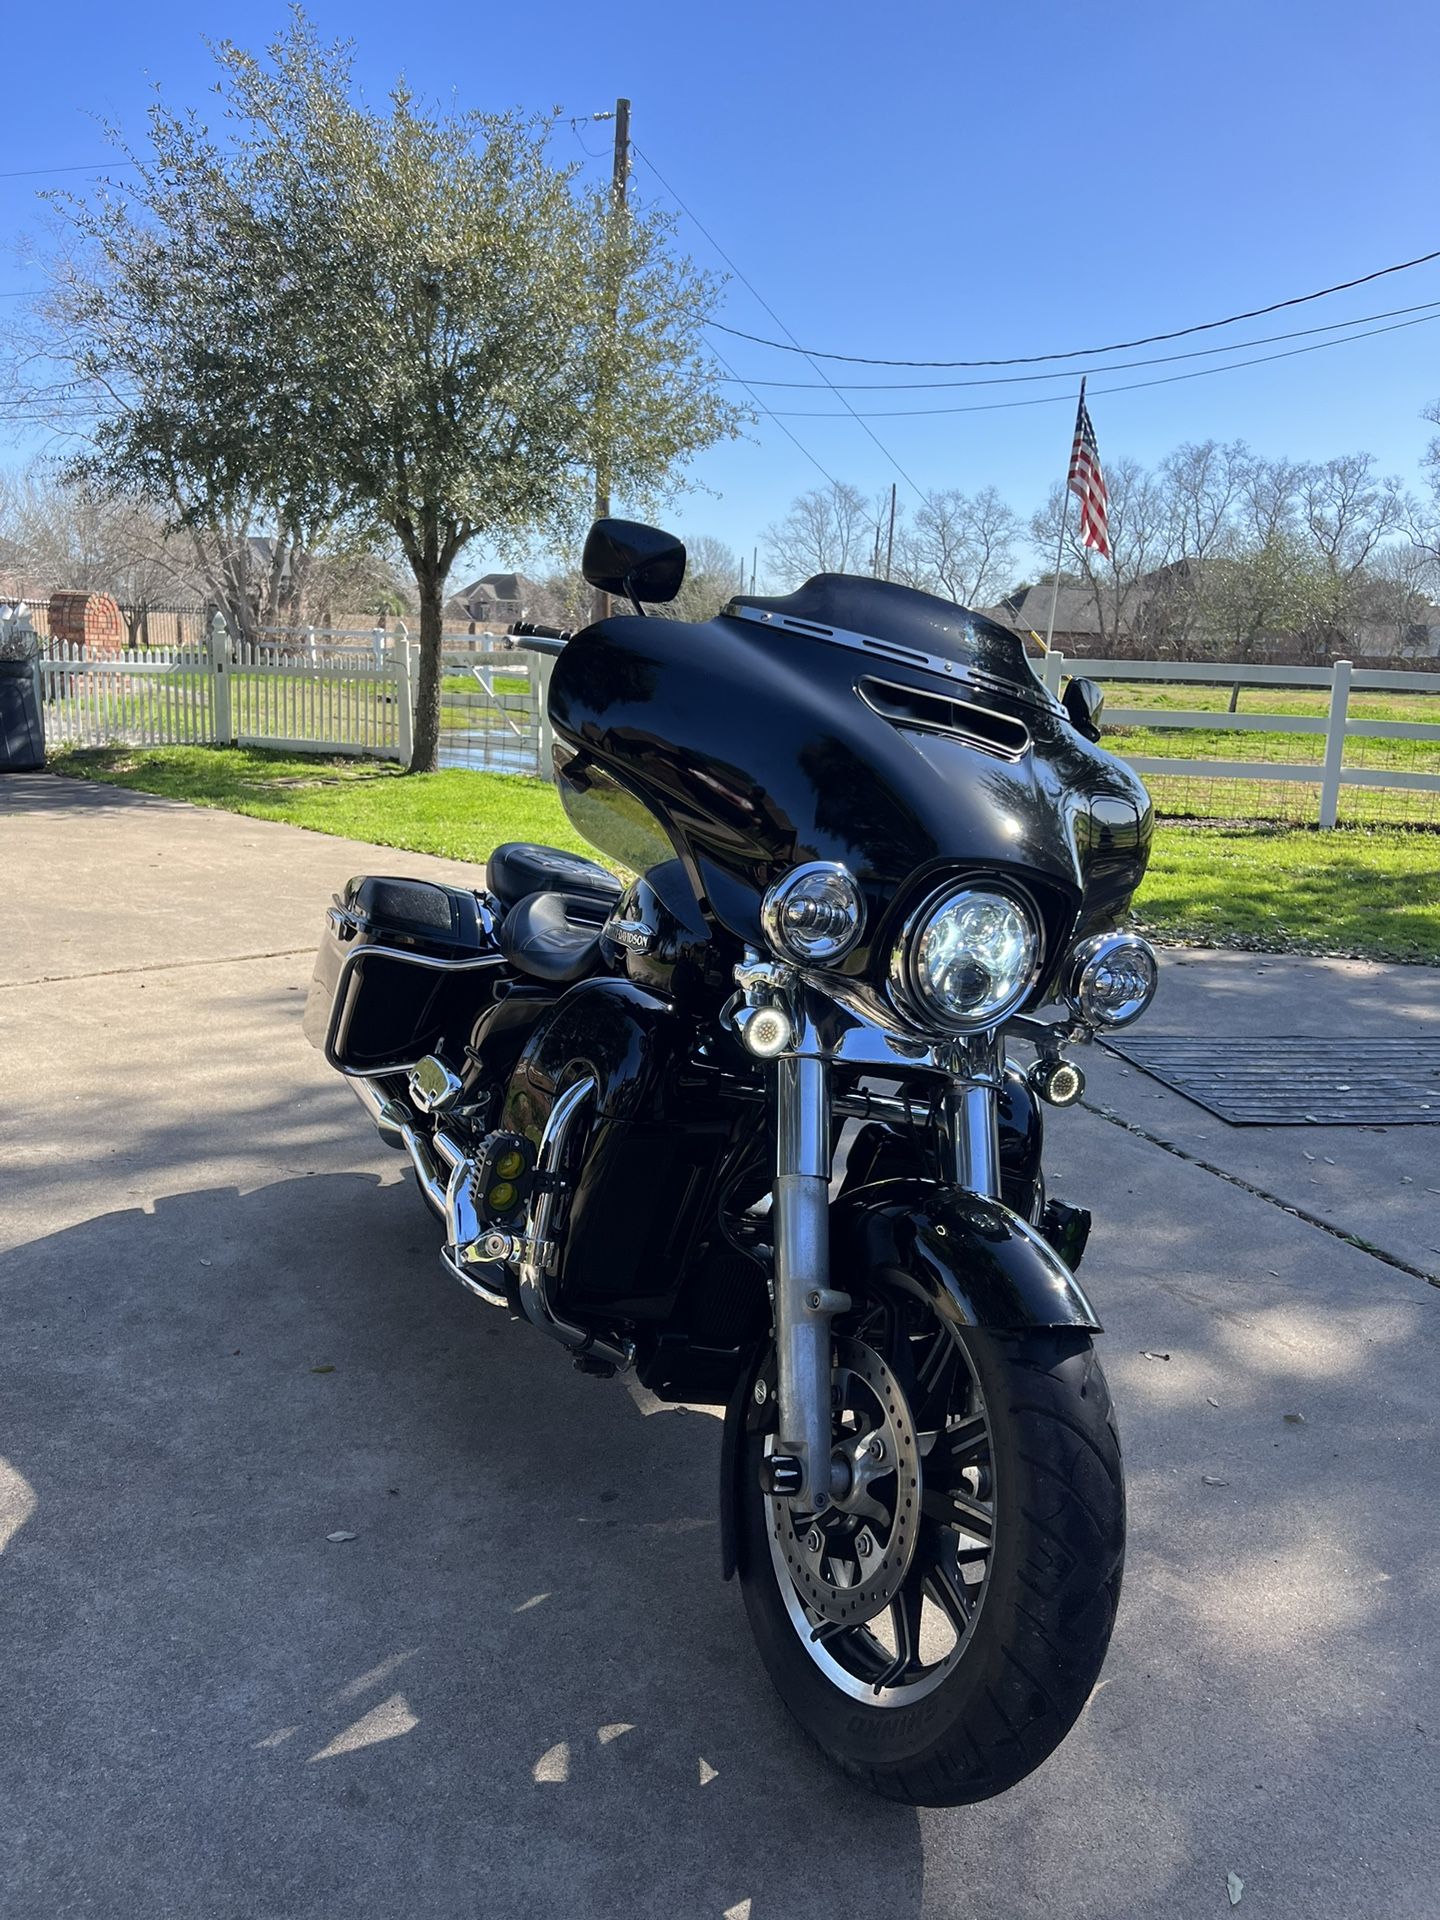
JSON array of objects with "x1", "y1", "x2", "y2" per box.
[
  {"x1": 1030, "y1": 1058, "x2": 1085, "y2": 1107},
  {"x1": 740, "y1": 1004, "x2": 794, "y2": 1058}
]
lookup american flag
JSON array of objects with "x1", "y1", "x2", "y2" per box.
[{"x1": 1068, "y1": 382, "x2": 1110, "y2": 560}]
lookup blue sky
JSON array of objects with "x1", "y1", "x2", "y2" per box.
[{"x1": 5, "y1": 0, "x2": 1438, "y2": 576}]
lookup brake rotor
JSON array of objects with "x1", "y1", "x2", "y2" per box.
[{"x1": 770, "y1": 1335, "x2": 922, "y2": 1628}]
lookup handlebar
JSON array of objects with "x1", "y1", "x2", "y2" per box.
[{"x1": 506, "y1": 619, "x2": 571, "y2": 657}]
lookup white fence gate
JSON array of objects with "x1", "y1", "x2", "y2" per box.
[{"x1": 31, "y1": 614, "x2": 416, "y2": 763}]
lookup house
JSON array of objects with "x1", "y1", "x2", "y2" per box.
[
  {"x1": 982, "y1": 562, "x2": 1195, "y2": 657},
  {"x1": 448, "y1": 571, "x2": 544, "y2": 626},
  {"x1": 980, "y1": 582, "x2": 1114, "y2": 653}
]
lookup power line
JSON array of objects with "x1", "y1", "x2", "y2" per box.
[
  {"x1": 0, "y1": 161, "x2": 125, "y2": 180},
  {"x1": 630, "y1": 140, "x2": 930, "y2": 507},
  {"x1": 705, "y1": 245, "x2": 1440, "y2": 368},
  {"x1": 715, "y1": 297, "x2": 1440, "y2": 391},
  {"x1": 705, "y1": 339, "x2": 848, "y2": 493},
  {"x1": 761, "y1": 308, "x2": 1440, "y2": 418}
]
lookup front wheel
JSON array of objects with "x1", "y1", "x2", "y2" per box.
[{"x1": 737, "y1": 1308, "x2": 1124, "y2": 1807}]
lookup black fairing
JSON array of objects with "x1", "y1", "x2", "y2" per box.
[
  {"x1": 597, "y1": 859, "x2": 731, "y2": 1006},
  {"x1": 550, "y1": 574, "x2": 1152, "y2": 1000}
]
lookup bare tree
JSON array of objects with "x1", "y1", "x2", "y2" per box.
[
  {"x1": 1354, "y1": 544, "x2": 1435, "y2": 656},
  {"x1": 1030, "y1": 457, "x2": 1176, "y2": 652},
  {"x1": 762, "y1": 481, "x2": 882, "y2": 585},
  {"x1": 0, "y1": 463, "x2": 207, "y2": 629},
  {"x1": 891, "y1": 486, "x2": 1018, "y2": 607},
  {"x1": 1296, "y1": 453, "x2": 1407, "y2": 581},
  {"x1": 1161, "y1": 440, "x2": 1249, "y2": 565},
  {"x1": 1236, "y1": 454, "x2": 1305, "y2": 548},
  {"x1": 657, "y1": 532, "x2": 745, "y2": 621},
  {"x1": 1407, "y1": 400, "x2": 1440, "y2": 599}
]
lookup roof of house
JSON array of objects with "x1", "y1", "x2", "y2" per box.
[
  {"x1": 451, "y1": 571, "x2": 542, "y2": 621},
  {"x1": 980, "y1": 582, "x2": 1109, "y2": 637}
]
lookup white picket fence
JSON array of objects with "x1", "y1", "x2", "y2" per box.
[
  {"x1": 1041, "y1": 652, "x2": 1440, "y2": 826},
  {"x1": 30, "y1": 614, "x2": 417, "y2": 762}
]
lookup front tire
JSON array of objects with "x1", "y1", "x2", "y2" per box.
[{"x1": 737, "y1": 1319, "x2": 1124, "y2": 1807}]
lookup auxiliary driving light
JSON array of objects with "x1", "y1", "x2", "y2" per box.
[
  {"x1": 1065, "y1": 931, "x2": 1159, "y2": 1028},
  {"x1": 761, "y1": 862, "x2": 866, "y2": 965}
]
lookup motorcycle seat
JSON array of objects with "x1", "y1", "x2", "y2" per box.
[
  {"x1": 498, "y1": 889, "x2": 611, "y2": 986},
  {"x1": 487, "y1": 841, "x2": 621, "y2": 911}
]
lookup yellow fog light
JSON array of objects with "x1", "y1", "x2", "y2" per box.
[
  {"x1": 487, "y1": 1181, "x2": 518, "y2": 1214},
  {"x1": 494, "y1": 1148, "x2": 525, "y2": 1180}
]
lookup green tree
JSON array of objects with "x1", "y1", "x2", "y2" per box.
[{"x1": 26, "y1": 13, "x2": 740, "y2": 768}]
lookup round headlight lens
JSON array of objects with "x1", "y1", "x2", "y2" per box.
[
  {"x1": 1066, "y1": 932, "x2": 1158, "y2": 1027},
  {"x1": 896, "y1": 887, "x2": 1040, "y2": 1030},
  {"x1": 761, "y1": 862, "x2": 866, "y2": 964}
]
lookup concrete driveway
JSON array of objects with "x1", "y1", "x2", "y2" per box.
[{"x1": 2, "y1": 771, "x2": 1437, "y2": 1920}]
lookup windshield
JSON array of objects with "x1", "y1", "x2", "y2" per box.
[
  {"x1": 556, "y1": 750, "x2": 674, "y2": 875},
  {"x1": 727, "y1": 575, "x2": 1052, "y2": 704}
]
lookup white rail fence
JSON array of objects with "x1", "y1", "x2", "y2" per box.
[
  {"x1": 1040, "y1": 653, "x2": 1440, "y2": 826},
  {"x1": 29, "y1": 613, "x2": 417, "y2": 763},
  {"x1": 22, "y1": 598, "x2": 1434, "y2": 824}
]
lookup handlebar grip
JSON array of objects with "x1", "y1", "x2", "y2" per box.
[{"x1": 507, "y1": 620, "x2": 570, "y2": 642}]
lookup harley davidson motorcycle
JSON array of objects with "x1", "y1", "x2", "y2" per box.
[{"x1": 304, "y1": 518, "x2": 1158, "y2": 1806}]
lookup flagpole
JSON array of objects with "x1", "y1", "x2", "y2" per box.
[{"x1": 1042, "y1": 376, "x2": 1086, "y2": 655}]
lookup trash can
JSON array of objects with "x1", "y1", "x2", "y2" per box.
[{"x1": 0, "y1": 657, "x2": 45, "y2": 770}]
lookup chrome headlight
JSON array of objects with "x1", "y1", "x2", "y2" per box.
[
  {"x1": 761, "y1": 861, "x2": 866, "y2": 964},
  {"x1": 891, "y1": 886, "x2": 1040, "y2": 1031},
  {"x1": 1065, "y1": 931, "x2": 1158, "y2": 1027}
]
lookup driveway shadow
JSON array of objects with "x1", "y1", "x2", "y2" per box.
[
  {"x1": 0, "y1": 1171, "x2": 921, "y2": 1920},
  {"x1": 4, "y1": 1134, "x2": 1438, "y2": 1919}
]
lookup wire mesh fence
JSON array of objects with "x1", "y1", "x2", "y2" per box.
[
  {"x1": 436, "y1": 641, "x2": 549, "y2": 775},
  {"x1": 1061, "y1": 657, "x2": 1440, "y2": 830}
]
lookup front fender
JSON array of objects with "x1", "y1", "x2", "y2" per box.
[
  {"x1": 721, "y1": 1177, "x2": 1101, "y2": 1581},
  {"x1": 831, "y1": 1177, "x2": 1101, "y2": 1333}
]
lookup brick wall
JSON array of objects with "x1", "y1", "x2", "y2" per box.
[{"x1": 47, "y1": 591, "x2": 125, "y2": 657}]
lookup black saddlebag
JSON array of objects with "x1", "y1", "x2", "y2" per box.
[{"x1": 303, "y1": 875, "x2": 503, "y2": 1074}]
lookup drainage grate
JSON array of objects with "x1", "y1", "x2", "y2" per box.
[{"x1": 1103, "y1": 1035, "x2": 1440, "y2": 1126}]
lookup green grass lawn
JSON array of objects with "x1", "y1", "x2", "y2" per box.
[
  {"x1": 47, "y1": 745, "x2": 1440, "y2": 964},
  {"x1": 1135, "y1": 823, "x2": 1440, "y2": 963},
  {"x1": 1102, "y1": 680, "x2": 1440, "y2": 722},
  {"x1": 43, "y1": 667, "x2": 533, "y2": 743},
  {"x1": 49, "y1": 744, "x2": 591, "y2": 865}
]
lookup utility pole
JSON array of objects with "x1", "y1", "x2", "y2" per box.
[
  {"x1": 592, "y1": 97, "x2": 631, "y2": 626},
  {"x1": 884, "y1": 482, "x2": 897, "y2": 581}
]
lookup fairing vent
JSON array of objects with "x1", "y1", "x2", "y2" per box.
[{"x1": 857, "y1": 677, "x2": 1031, "y2": 762}]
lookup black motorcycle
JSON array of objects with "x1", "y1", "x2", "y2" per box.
[{"x1": 305, "y1": 518, "x2": 1158, "y2": 1806}]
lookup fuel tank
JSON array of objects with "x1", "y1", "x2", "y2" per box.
[{"x1": 549, "y1": 576, "x2": 1151, "y2": 996}]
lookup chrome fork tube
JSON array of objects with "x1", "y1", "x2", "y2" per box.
[
  {"x1": 774, "y1": 1053, "x2": 848, "y2": 1511},
  {"x1": 939, "y1": 1036, "x2": 1003, "y2": 1197}
]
